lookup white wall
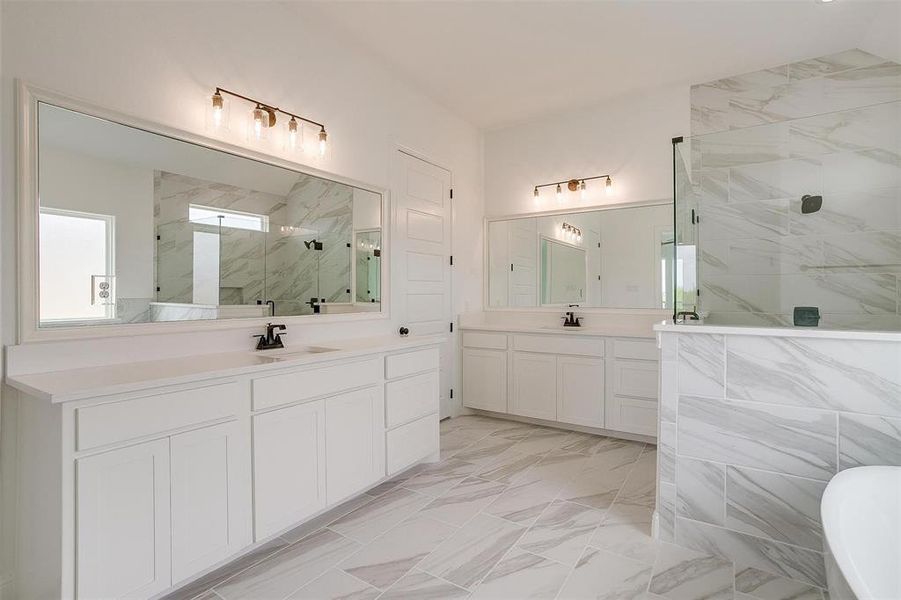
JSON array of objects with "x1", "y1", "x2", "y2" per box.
[
  {"x1": 0, "y1": 1, "x2": 484, "y2": 591},
  {"x1": 484, "y1": 83, "x2": 689, "y2": 217}
]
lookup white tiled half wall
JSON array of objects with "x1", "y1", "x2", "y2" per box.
[{"x1": 656, "y1": 329, "x2": 901, "y2": 593}]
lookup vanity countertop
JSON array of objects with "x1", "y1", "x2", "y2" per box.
[
  {"x1": 459, "y1": 322, "x2": 660, "y2": 339},
  {"x1": 6, "y1": 335, "x2": 444, "y2": 404}
]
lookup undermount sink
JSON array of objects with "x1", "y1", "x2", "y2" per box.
[{"x1": 254, "y1": 346, "x2": 339, "y2": 361}]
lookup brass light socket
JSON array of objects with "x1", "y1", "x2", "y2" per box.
[{"x1": 566, "y1": 179, "x2": 580, "y2": 192}]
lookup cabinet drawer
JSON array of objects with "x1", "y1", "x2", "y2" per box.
[
  {"x1": 613, "y1": 360, "x2": 659, "y2": 399},
  {"x1": 513, "y1": 335, "x2": 604, "y2": 357},
  {"x1": 614, "y1": 339, "x2": 658, "y2": 361},
  {"x1": 252, "y1": 359, "x2": 380, "y2": 411},
  {"x1": 76, "y1": 382, "x2": 242, "y2": 451},
  {"x1": 386, "y1": 413, "x2": 438, "y2": 474},
  {"x1": 462, "y1": 331, "x2": 507, "y2": 350},
  {"x1": 386, "y1": 371, "x2": 439, "y2": 428},
  {"x1": 385, "y1": 347, "x2": 439, "y2": 380},
  {"x1": 609, "y1": 395, "x2": 657, "y2": 437}
]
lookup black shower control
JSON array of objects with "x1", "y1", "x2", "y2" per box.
[{"x1": 801, "y1": 195, "x2": 823, "y2": 214}]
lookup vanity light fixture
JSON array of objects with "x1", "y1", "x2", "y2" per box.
[
  {"x1": 533, "y1": 174, "x2": 615, "y2": 203},
  {"x1": 209, "y1": 87, "x2": 328, "y2": 156}
]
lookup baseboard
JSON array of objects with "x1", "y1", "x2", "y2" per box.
[{"x1": 465, "y1": 409, "x2": 657, "y2": 445}]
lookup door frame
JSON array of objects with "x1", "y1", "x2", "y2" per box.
[{"x1": 391, "y1": 145, "x2": 455, "y2": 418}]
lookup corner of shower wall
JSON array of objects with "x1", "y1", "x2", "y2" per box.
[{"x1": 677, "y1": 48, "x2": 901, "y2": 330}]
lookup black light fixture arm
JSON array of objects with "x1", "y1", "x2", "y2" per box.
[{"x1": 214, "y1": 87, "x2": 326, "y2": 131}]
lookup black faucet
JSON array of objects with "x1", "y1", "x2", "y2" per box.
[
  {"x1": 253, "y1": 322, "x2": 287, "y2": 350},
  {"x1": 562, "y1": 309, "x2": 582, "y2": 327}
]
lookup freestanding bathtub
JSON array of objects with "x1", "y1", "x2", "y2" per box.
[{"x1": 821, "y1": 466, "x2": 901, "y2": 600}]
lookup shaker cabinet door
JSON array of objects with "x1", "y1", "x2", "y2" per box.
[
  {"x1": 253, "y1": 400, "x2": 327, "y2": 539},
  {"x1": 556, "y1": 355, "x2": 605, "y2": 428},
  {"x1": 511, "y1": 352, "x2": 557, "y2": 421},
  {"x1": 462, "y1": 348, "x2": 507, "y2": 413},
  {"x1": 170, "y1": 421, "x2": 252, "y2": 583},
  {"x1": 76, "y1": 439, "x2": 172, "y2": 600},
  {"x1": 326, "y1": 387, "x2": 384, "y2": 504}
]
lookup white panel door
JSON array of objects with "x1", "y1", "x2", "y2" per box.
[
  {"x1": 393, "y1": 151, "x2": 453, "y2": 418},
  {"x1": 557, "y1": 356, "x2": 605, "y2": 428},
  {"x1": 509, "y1": 218, "x2": 538, "y2": 307},
  {"x1": 76, "y1": 439, "x2": 171, "y2": 600},
  {"x1": 462, "y1": 348, "x2": 507, "y2": 413},
  {"x1": 170, "y1": 421, "x2": 252, "y2": 583},
  {"x1": 325, "y1": 387, "x2": 384, "y2": 504},
  {"x1": 511, "y1": 352, "x2": 557, "y2": 421},
  {"x1": 252, "y1": 400, "x2": 326, "y2": 539}
]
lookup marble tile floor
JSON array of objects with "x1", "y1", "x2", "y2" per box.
[{"x1": 165, "y1": 415, "x2": 829, "y2": 600}]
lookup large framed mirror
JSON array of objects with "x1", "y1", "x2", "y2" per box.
[
  {"x1": 487, "y1": 202, "x2": 674, "y2": 310},
  {"x1": 19, "y1": 84, "x2": 387, "y2": 340}
]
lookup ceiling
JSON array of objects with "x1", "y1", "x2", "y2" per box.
[{"x1": 301, "y1": 0, "x2": 898, "y2": 130}]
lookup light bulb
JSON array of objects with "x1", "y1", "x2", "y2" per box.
[
  {"x1": 533, "y1": 187, "x2": 539, "y2": 203},
  {"x1": 211, "y1": 91, "x2": 224, "y2": 128},
  {"x1": 252, "y1": 105, "x2": 264, "y2": 140},
  {"x1": 580, "y1": 180, "x2": 586, "y2": 201},
  {"x1": 288, "y1": 117, "x2": 298, "y2": 150},
  {"x1": 556, "y1": 183, "x2": 562, "y2": 202},
  {"x1": 318, "y1": 128, "x2": 328, "y2": 158},
  {"x1": 605, "y1": 176, "x2": 614, "y2": 197}
]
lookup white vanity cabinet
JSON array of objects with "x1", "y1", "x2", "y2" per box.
[
  {"x1": 462, "y1": 328, "x2": 657, "y2": 439},
  {"x1": 10, "y1": 339, "x2": 441, "y2": 600},
  {"x1": 73, "y1": 386, "x2": 252, "y2": 600}
]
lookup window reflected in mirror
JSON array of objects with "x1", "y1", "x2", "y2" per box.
[{"x1": 36, "y1": 102, "x2": 383, "y2": 327}]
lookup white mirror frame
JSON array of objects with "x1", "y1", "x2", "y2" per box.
[
  {"x1": 482, "y1": 199, "x2": 673, "y2": 313},
  {"x1": 17, "y1": 81, "x2": 390, "y2": 343}
]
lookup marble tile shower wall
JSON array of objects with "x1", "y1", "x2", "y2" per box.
[
  {"x1": 154, "y1": 171, "x2": 353, "y2": 311},
  {"x1": 656, "y1": 330, "x2": 901, "y2": 592},
  {"x1": 688, "y1": 49, "x2": 901, "y2": 329}
]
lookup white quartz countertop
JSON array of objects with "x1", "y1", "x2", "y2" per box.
[
  {"x1": 459, "y1": 322, "x2": 658, "y2": 339},
  {"x1": 654, "y1": 321, "x2": 901, "y2": 342},
  {"x1": 6, "y1": 335, "x2": 444, "y2": 404}
]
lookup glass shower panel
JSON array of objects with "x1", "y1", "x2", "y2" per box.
[
  {"x1": 678, "y1": 101, "x2": 901, "y2": 329},
  {"x1": 673, "y1": 140, "x2": 699, "y2": 318}
]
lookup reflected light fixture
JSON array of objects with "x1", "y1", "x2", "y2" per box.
[
  {"x1": 288, "y1": 117, "x2": 299, "y2": 150},
  {"x1": 252, "y1": 105, "x2": 265, "y2": 139},
  {"x1": 211, "y1": 91, "x2": 224, "y2": 127},
  {"x1": 318, "y1": 128, "x2": 328, "y2": 158},
  {"x1": 533, "y1": 174, "x2": 615, "y2": 203},
  {"x1": 209, "y1": 87, "x2": 328, "y2": 157}
]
